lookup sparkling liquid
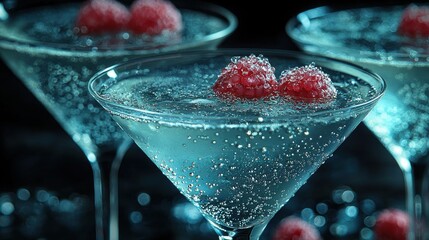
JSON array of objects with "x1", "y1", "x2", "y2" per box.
[{"x1": 100, "y1": 60, "x2": 379, "y2": 229}]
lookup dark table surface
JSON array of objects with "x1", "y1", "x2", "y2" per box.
[{"x1": 0, "y1": 0, "x2": 419, "y2": 239}]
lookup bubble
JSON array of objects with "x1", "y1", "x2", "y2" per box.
[
  {"x1": 313, "y1": 215, "x2": 326, "y2": 227},
  {"x1": 361, "y1": 199, "x2": 376, "y2": 214},
  {"x1": 364, "y1": 215, "x2": 376, "y2": 227},
  {"x1": 17, "y1": 188, "x2": 31, "y2": 201},
  {"x1": 330, "y1": 223, "x2": 349, "y2": 236},
  {"x1": 345, "y1": 206, "x2": 358, "y2": 217},
  {"x1": 0, "y1": 202, "x2": 14, "y2": 215},
  {"x1": 129, "y1": 211, "x2": 143, "y2": 224},
  {"x1": 36, "y1": 190, "x2": 50, "y2": 203},
  {"x1": 316, "y1": 202, "x2": 329, "y2": 215},
  {"x1": 341, "y1": 190, "x2": 355, "y2": 203},
  {"x1": 59, "y1": 199, "x2": 76, "y2": 212},
  {"x1": 301, "y1": 207, "x2": 314, "y2": 220},
  {"x1": 360, "y1": 228, "x2": 374, "y2": 240},
  {"x1": 137, "y1": 192, "x2": 151, "y2": 206}
]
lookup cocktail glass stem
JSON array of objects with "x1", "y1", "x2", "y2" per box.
[
  {"x1": 210, "y1": 221, "x2": 268, "y2": 240},
  {"x1": 424, "y1": 165, "x2": 429, "y2": 237},
  {"x1": 87, "y1": 139, "x2": 132, "y2": 240},
  {"x1": 396, "y1": 153, "x2": 429, "y2": 240},
  {"x1": 408, "y1": 162, "x2": 428, "y2": 240}
]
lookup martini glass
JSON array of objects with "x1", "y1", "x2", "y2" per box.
[
  {"x1": 88, "y1": 49, "x2": 385, "y2": 239},
  {"x1": 287, "y1": 4, "x2": 429, "y2": 239},
  {"x1": 0, "y1": 1, "x2": 236, "y2": 239}
]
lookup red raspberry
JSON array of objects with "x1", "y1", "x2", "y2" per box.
[
  {"x1": 272, "y1": 216, "x2": 322, "y2": 240},
  {"x1": 278, "y1": 64, "x2": 337, "y2": 103},
  {"x1": 397, "y1": 4, "x2": 429, "y2": 38},
  {"x1": 128, "y1": 0, "x2": 182, "y2": 35},
  {"x1": 212, "y1": 54, "x2": 278, "y2": 100},
  {"x1": 375, "y1": 208, "x2": 409, "y2": 240},
  {"x1": 75, "y1": 0, "x2": 131, "y2": 35}
]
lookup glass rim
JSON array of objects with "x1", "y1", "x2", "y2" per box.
[
  {"x1": 0, "y1": 0, "x2": 238, "y2": 56},
  {"x1": 286, "y1": 5, "x2": 429, "y2": 63},
  {"x1": 88, "y1": 48, "x2": 386, "y2": 125}
]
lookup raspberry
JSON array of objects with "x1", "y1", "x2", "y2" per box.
[
  {"x1": 375, "y1": 208, "x2": 409, "y2": 240},
  {"x1": 212, "y1": 54, "x2": 278, "y2": 100},
  {"x1": 397, "y1": 4, "x2": 429, "y2": 38},
  {"x1": 278, "y1": 63, "x2": 337, "y2": 103},
  {"x1": 272, "y1": 216, "x2": 322, "y2": 240},
  {"x1": 75, "y1": 0, "x2": 131, "y2": 35},
  {"x1": 128, "y1": 0, "x2": 182, "y2": 35}
]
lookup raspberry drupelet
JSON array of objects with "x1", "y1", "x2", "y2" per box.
[
  {"x1": 212, "y1": 54, "x2": 278, "y2": 100},
  {"x1": 375, "y1": 208, "x2": 409, "y2": 240},
  {"x1": 272, "y1": 216, "x2": 322, "y2": 240},
  {"x1": 128, "y1": 0, "x2": 183, "y2": 35},
  {"x1": 278, "y1": 63, "x2": 337, "y2": 103},
  {"x1": 397, "y1": 4, "x2": 429, "y2": 38},
  {"x1": 75, "y1": 0, "x2": 131, "y2": 35}
]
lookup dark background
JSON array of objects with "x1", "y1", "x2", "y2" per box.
[{"x1": 0, "y1": 0, "x2": 422, "y2": 239}]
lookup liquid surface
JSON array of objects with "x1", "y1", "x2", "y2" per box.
[
  {"x1": 102, "y1": 56, "x2": 378, "y2": 122},
  {"x1": 288, "y1": 5, "x2": 429, "y2": 164},
  {"x1": 0, "y1": 3, "x2": 229, "y2": 50},
  {"x1": 96, "y1": 55, "x2": 381, "y2": 229}
]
